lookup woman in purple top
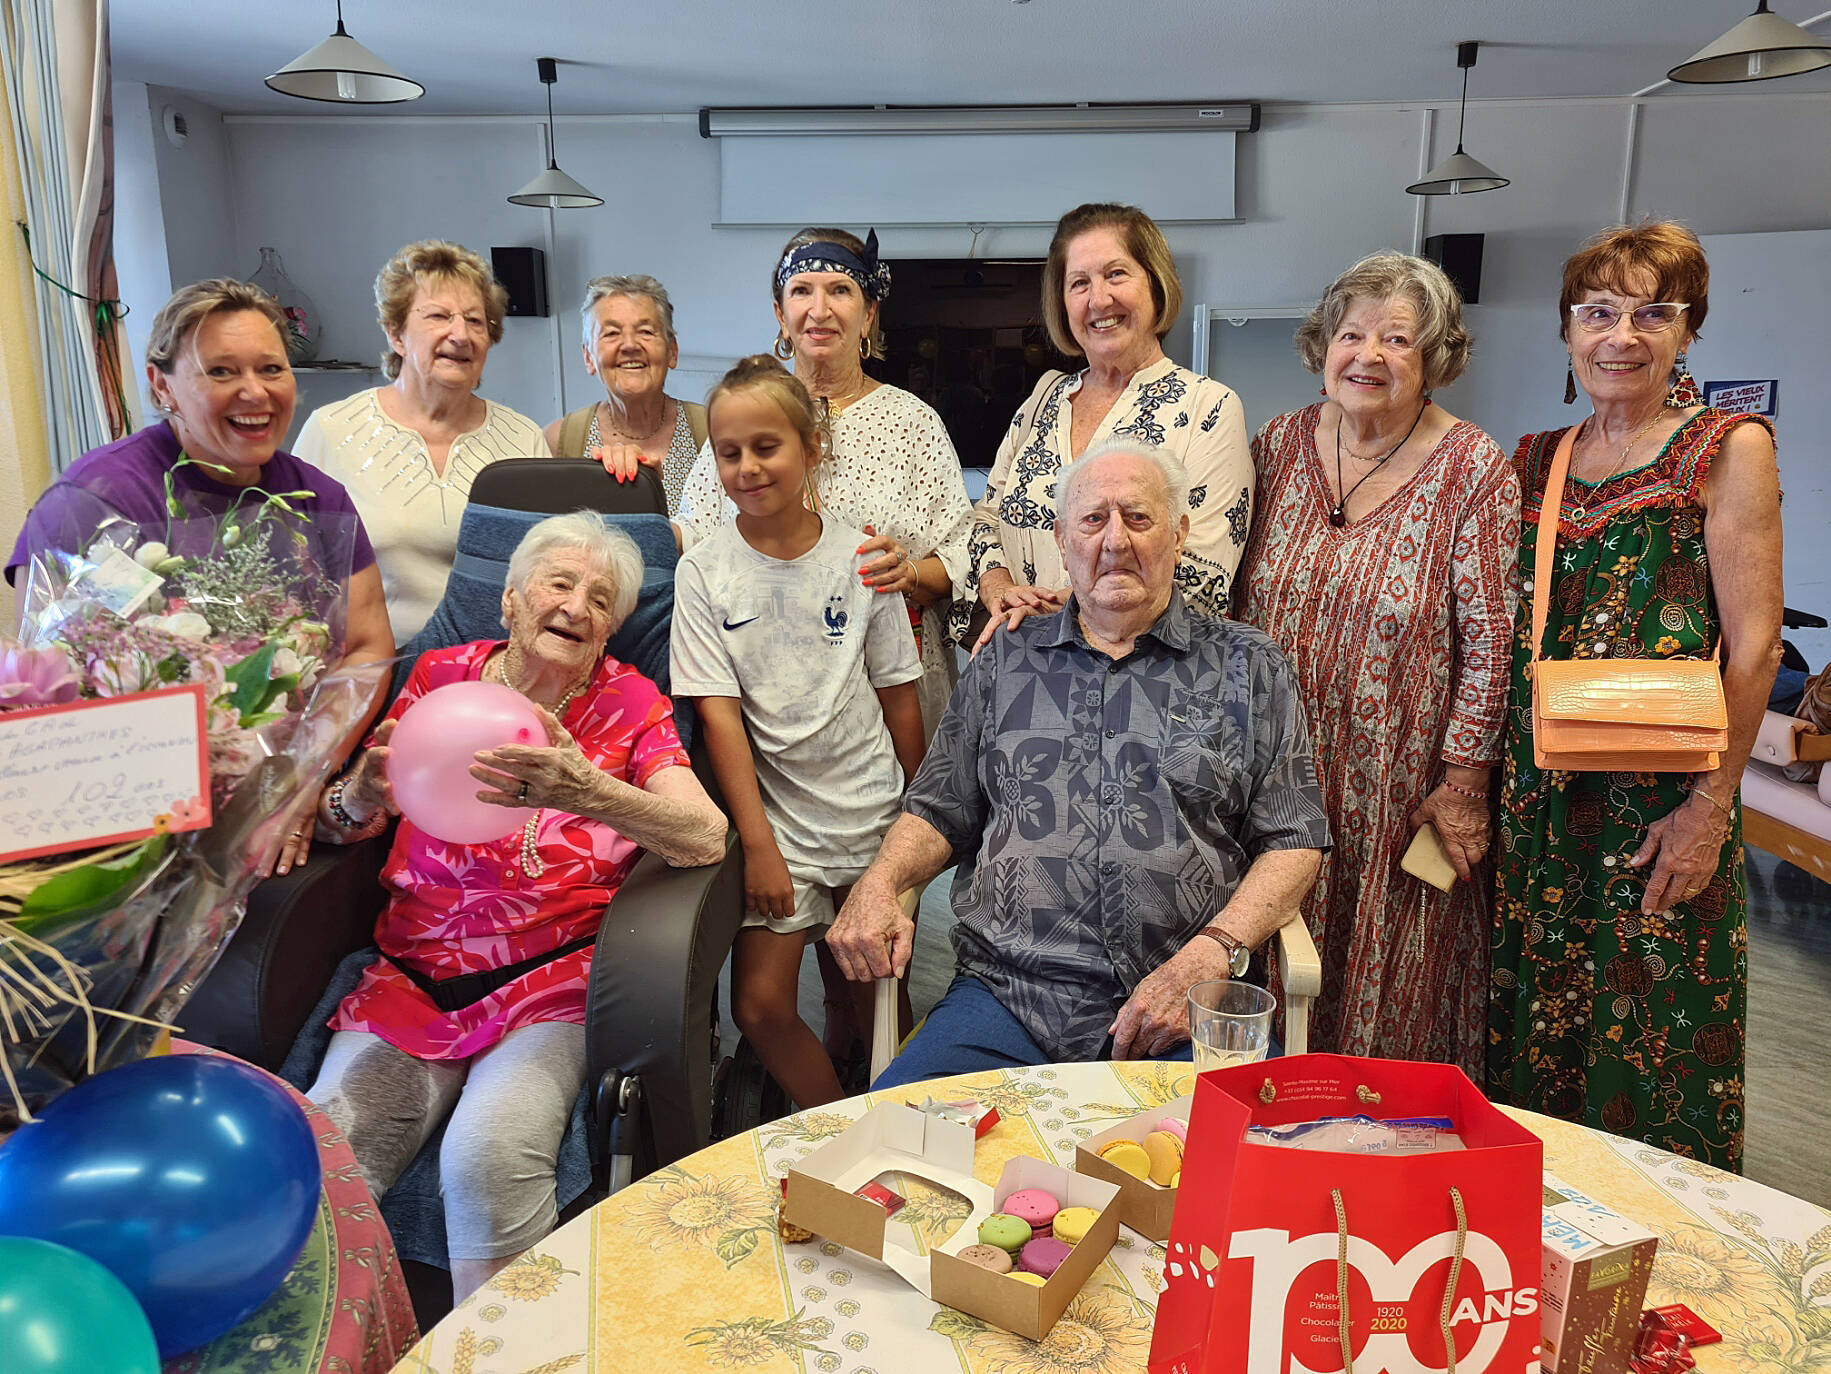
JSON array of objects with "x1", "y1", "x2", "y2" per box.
[{"x1": 8, "y1": 278, "x2": 394, "y2": 871}]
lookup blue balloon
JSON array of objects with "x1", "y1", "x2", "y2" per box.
[
  {"x1": 0, "y1": 1054, "x2": 321, "y2": 1357},
  {"x1": 0, "y1": 1236, "x2": 161, "y2": 1373}
]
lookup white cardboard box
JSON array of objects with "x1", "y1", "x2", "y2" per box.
[{"x1": 783, "y1": 1103, "x2": 1122, "y2": 1340}]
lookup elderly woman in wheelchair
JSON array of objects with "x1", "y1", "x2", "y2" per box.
[{"x1": 305, "y1": 510, "x2": 725, "y2": 1300}]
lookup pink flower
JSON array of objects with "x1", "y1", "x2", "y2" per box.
[{"x1": 0, "y1": 640, "x2": 81, "y2": 707}]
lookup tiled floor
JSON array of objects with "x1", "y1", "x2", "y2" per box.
[{"x1": 740, "y1": 849, "x2": 1829, "y2": 1206}]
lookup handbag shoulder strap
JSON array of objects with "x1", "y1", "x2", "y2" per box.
[{"x1": 1529, "y1": 425, "x2": 1581, "y2": 670}]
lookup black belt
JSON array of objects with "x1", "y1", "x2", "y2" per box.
[{"x1": 382, "y1": 931, "x2": 597, "y2": 1014}]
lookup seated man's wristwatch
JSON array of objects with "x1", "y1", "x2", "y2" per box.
[{"x1": 1195, "y1": 924, "x2": 1251, "y2": 978}]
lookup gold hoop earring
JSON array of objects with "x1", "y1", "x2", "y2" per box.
[
  {"x1": 773, "y1": 334, "x2": 794, "y2": 361},
  {"x1": 859, "y1": 335, "x2": 872, "y2": 361}
]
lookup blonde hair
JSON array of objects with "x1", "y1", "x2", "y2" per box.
[
  {"x1": 1041, "y1": 203, "x2": 1183, "y2": 359},
  {"x1": 771, "y1": 227, "x2": 887, "y2": 361},
  {"x1": 374, "y1": 240, "x2": 508, "y2": 380},
  {"x1": 705, "y1": 355, "x2": 829, "y2": 468},
  {"x1": 1293, "y1": 251, "x2": 1473, "y2": 391},
  {"x1": 145, "y1": 279, "x2": 290, "y2": 377}
]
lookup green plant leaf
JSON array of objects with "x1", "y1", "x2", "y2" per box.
[
  {"x1": 714, "y1": 1227, "x2": 760, "y2": 1269},
  {"x1": 222, "y1": 641, "x2": 278, "y2": 718},
  {"x1": 11, "y1": 834, "x2": 170, "y2": 937},
  {"x1": 928, "y1": 1309, "x2": 988, "y2": 1340}
]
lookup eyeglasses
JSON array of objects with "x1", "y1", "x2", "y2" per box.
[{"x1": 1568, "y1": 302, "x2": 1690, "y2": 333}]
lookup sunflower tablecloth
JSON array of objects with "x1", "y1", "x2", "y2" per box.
[{"x1": 391, "y1": 1061, "x2": 1831, "y2": 1374}]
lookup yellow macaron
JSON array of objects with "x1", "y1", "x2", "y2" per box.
[
  {"x1": 1008, "y1": 1271, "x2": 1047, "y2": 1286},
  {"x1": 1097, "y1": 1138, "x2": 1152, "y2": 1181},
  {"x1": 1052, "y1": 1205, "x2": 1100, "y2": 1246},
  {"x1": 1143, "y1": 1129, "x2": 1184, "y2": 1187}
]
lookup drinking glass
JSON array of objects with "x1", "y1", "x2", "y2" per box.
[{"x1": 1186, "y1": 980, "x2": 1276, "y2": 1073}]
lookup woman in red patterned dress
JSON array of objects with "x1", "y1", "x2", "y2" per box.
[
  {"x1": 1236, "y1": 252, "x2": 1520, "y2": 1075},
  {"x1": 306, "y1": 512, "x2": 726, "y2": 1301}
]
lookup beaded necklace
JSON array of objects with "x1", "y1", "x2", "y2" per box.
[{"x1": 493, "y1": 647, "x2": 588, "y2": 879}]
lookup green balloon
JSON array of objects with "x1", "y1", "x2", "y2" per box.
[{"x1": 0, "y1": 1236, "x2": 160, "y2": 1374}]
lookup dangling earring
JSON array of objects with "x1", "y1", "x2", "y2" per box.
[
  {"x1": 773, "y1": 333, "x2": 794, "y2": 361},
  {"x1": 1667, "y1": 352, "x2": 1702, "y2": 408},
  {"x1": 1563, "y1": 357, "x2": 1578, "y2": 406},
  {"x1": 859, "y1": 334, "x2": 872, "y2": 362}
]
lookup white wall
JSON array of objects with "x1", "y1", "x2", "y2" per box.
[{"x1": 110, "y1": 82, "x2": 171, "y2": 382}]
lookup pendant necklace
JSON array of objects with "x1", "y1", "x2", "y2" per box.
[
  {"x1": 1329, "y1": 401, "x2": 1430, "y2": 528},
  {"x1": 494, "y1": 647, "x2": 588, "y2": 879}
]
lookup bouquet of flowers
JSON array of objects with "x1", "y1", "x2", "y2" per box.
[{"x1": 0, "y1": 474, "x2": 386, "y2": 1124}]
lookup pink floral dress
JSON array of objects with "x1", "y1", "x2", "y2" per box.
[{"x1": 329, "y1": 640, "x2": 690, "y2": 1060}]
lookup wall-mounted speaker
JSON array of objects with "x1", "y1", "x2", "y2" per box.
[
  {"x1": 1423, "y1": 233, "x2": 1484, "y2": 306},
  {"x1": 491, "y1": 245, "x2": 549, "y2": 317}
]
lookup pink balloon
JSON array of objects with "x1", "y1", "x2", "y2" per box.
[{"x1": 387, "y1": 679, "x2": 544, "y2": 843}]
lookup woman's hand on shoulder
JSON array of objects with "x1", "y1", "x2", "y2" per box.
[{"x1": 971, "y1": 582, "x2": 1067, "y2": 655}]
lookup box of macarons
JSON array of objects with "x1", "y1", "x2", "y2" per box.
[
  {"x1": 783, "y1": 1101, "x2": 1123, "y2": 1339},
  {"x1": 1074, "y1": 1094, "x2": 1193, "y2": 1242}
]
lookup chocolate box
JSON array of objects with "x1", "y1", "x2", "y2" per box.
[{"x1": 1539, "y1": 1173, "x2": 1659, "y2": 1374}]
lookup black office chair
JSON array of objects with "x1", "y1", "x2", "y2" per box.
[{"x1": 184, "y1": 461, "x2": 743, "y2": 1306}]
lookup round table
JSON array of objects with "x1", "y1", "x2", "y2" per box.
[{"x1": 391, "y1": 1062, "x2": 1831, "y2": 1373}]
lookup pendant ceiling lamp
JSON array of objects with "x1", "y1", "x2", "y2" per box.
[
  {"x1": 508, "y1": 58, "x2": 603, "y2": 209},
  {"x1": 1407, "y1": 41, "x2": 1510, "y2": 197},
  {"x1": 265, "y1": 1, "x2": 423, "y2": 104},
  {"x1": 1668, "y1": 1, "x2": 1831, "y2": 83}
]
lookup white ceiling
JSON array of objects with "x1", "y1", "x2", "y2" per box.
[{"x1": 111, "y1": 0, "x2": 1831, "y2": 117}]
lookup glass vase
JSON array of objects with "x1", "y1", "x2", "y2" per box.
[{"x1": 246, "y1": 246, "x2": 321, "y2": 364}]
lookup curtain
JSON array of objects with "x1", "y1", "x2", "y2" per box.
[
  {"x1": 0, "y1": 0, "x2": 131, "y2": 479},
  {"x1": 0, "y1": 43, "x2": 50, "y2": 625}
]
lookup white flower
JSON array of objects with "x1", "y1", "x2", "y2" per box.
[
  {"x1": 141, "y1": 611, "x2": 212, "y2": 640},
  {"x1": 271, "y1": 646, "x2": 303, "y2": 679},
  {"x1": 134, "y1": 541, "x2": 170, "y2": 568}
]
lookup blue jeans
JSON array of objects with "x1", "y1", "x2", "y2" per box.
[{"x1": 871, "y1": 976, "x2": 1193, "y2": 1090}]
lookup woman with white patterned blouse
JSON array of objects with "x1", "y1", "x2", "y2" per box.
[
  {"x1": 961, "y1": 203, "x2": 1253, "y2": 644},
  {"x1": 297, "y1": 240, "x2": 550, "y2": 645}
]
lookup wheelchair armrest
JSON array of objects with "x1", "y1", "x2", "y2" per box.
[
  {"x1": 584, "y1": 830, "x2": 744, "y2": 1181},
  {"x1": 180, "y1": 833, "x2": 393, "y2": 1070},
  {"x1": 1274, "y1": 912, "x2": 1320, "y2": 1057}
]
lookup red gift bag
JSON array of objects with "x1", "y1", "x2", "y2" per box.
[{"x1": 1149, "y1": 1055, "x2": 1543, "y2": 1374}]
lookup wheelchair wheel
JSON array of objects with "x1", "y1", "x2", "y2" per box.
[{"x1": 710, "y1": 1035, "x2": 790, "y2": 1140}]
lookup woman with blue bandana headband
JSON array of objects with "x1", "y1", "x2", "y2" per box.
[{"x1": 675, "y1": 228, "x2": 973, "y2": 741}]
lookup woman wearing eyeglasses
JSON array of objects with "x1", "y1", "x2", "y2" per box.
[{"x1": 1490, "y1": 221, "x2": 1781, "y2": 1171}]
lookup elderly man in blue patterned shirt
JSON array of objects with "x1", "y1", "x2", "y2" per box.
[{"x1": 829, "y1": 439, "x2": 1330, "y2": 1083}]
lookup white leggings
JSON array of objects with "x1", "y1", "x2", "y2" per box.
[{"x1": 306, "y1": 1022, "x2": 587, "y2": 1260}]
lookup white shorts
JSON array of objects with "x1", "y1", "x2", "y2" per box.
[{"x1": 741, "y1": 859, "x2": 872, "y2": 936}]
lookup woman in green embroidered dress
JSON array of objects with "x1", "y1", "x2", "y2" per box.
[{"x1": 1490, "y1": 222, "x2": 1782, "y2": 1171}]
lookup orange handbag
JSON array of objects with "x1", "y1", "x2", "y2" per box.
[{"x1": 1529, "y1": 425, "x2": 1728, "y2": 772}]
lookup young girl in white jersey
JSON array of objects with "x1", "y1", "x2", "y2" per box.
[{"x1": 670, "y1": 356, "x2": 925, "y2": 1107}]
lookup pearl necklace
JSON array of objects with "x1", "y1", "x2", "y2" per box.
[{"x1": 493, "y1": 647, "x2": 588, "y2": 879}]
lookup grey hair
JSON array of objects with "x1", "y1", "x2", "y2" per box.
[
  {"x1": 1293, "y1": 251, "x2": 1473, "y2": 391},
  {"x1": 579, "y1": 274, "x2": 677, "y2": 351},
  {"x1": 503, "y1": 511, "x2": 644, "y2": 635},
  {"x1": 1057, "y1": 439, "x2": 1190, "y2": 523}
]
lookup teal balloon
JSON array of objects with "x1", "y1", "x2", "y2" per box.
[{"x1": 0, "y1": 1236, "x2": 160, "y2": 1373}]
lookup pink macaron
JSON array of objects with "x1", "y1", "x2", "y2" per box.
[
  {"x1": 1158, "y1": 1115, "x2": 1189, "y2": 1144},
  {"x1": 1018, "y1": 1235, "x2": 1074, "y2": 1278},
  {"x1": 1002, "y1": 1188, "x2": 1061, "y2": 1228}
]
